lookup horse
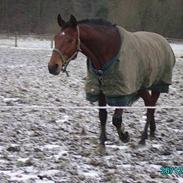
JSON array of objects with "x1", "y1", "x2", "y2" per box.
[{"x1": 48, "y1": 14, "x2": 175, "y2": 146}]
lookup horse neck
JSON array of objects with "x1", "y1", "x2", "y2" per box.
[{"x1": 79, "y1": 24, "x2": 121, "y2": 70}]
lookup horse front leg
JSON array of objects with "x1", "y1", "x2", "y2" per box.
[
  {"x1": 98, "y1": 92, "x2": 107, "y2": 145},
  {"x1": 112, "y1": 109, "x2": 130, "y2": 143}
]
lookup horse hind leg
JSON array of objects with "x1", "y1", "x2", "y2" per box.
[
  {"x1": 138, "y1": 90, "x2": 160, "y2": 144},
  {"x1": 112, "y1": 109, "x2": 130, "y2": 143},
  {"x1": 138, "y1": 90, "x2": 152, "y2": 145}
]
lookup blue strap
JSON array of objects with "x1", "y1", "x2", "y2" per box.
[{"x1": 88, "y1": 54, "x2": 119, "y2": 76}]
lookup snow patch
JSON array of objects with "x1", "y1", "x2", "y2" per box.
[
  {"x1": 177, "y1": 151, "x2": 183, "y2": 155},
  {"x1": 170, "y1": 43, "x2": 183, "y2": 58},
  {"x1": 0, "y1": 36, "x2": 51, "y2": 50},
  {"x1": 43, "y1": 144, "x2": 61, "y2": 150},
  {"x1": 17, "y1": 158, "x2": 30, "y2": 163},
  {"x1": 152, "y1": 144, "x2": 162, "y2": 148},
  {"x1": 0, "y1": 170, "x2": 37, "y2": 181},
  {"x1": 79, "y1": 170, "x2": 100, "y2": 178},
  {"x1": 106, "y1": 144, "x2": 129, "y2": 150},
  {"x1": 3, "y1": 97, "x2": 20, "y2": 102},
  {"x1": 177, "y1": 177, "x2": 183, "y2": 183},
  {"x1": 56, "y1": 115, "x2": 69, "y2": 123},
  {"x1": 35, "y1": 180, "x2": 55, "y2": 183},
  {"x1": 36, "y1": 181, "x2": 55, "y2": 183},
  {"x1": 39, "y1": 169, "x2": 60, "y2": 176},
  {"x1": 117, "y1": 164, "x2": 132, "y2": 171},
  {"x1": 149, "y1": 164, "x2": 162, "y2": 170}
]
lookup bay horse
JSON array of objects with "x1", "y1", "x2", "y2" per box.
[{"x1": 48, "y1": 14, "x2": 175, "y2": 146}]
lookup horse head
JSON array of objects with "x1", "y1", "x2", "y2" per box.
[{"x1": 48, "y1": 14, "x2": 80, "y2": 75}]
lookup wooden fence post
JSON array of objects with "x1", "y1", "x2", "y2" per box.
[
  {"x1": 15, "y1": 32, "x2": 18, "y2": 47},
  {"x1": 51, "y1": 38, "x2": 54, "y2": 48}
]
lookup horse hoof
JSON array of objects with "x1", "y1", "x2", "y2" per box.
[
  {"x1": 99, "y1": 136, "x2": 108, "y2": 145},
  {"x1": 144, "y1": 133, "x2": 148, "y2": 139},
  {"x1": 150, "y1": 134, "x2": 156, "y2": 141},
  {"x1": 97, "y1": 144, "x2": 106, "y2": 155},
  {"x1": 121, "y1": 132, "x2": 130, "y2": 143},
  {"x1": 150, "y1": 132, "x2": 155, "y2": 138},
  {"x1": 139, "y1": 139, "x2": 146, "y2": 145}
]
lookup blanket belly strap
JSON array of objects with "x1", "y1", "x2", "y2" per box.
[{"x1": 86, "y1": 93, "x2": 139, "y2": 106}]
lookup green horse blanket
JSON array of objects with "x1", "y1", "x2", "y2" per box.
[{"x1": 85, "y1": 26, "x2": 176, "y2": 106}]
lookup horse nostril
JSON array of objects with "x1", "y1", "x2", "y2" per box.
[{"x1": 55, "y1": 64, "x2": 59, "y2": 69}]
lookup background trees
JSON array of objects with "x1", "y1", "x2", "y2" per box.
[{"x1": 0, "y1": 0, "x2": 182, "y2": 38}]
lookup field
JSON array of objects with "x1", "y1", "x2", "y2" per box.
[{"x1": 0, "y1": 36, "x2": 183, "y2": 182}]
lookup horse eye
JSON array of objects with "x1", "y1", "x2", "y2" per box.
[{"x1": 67, "y1": 38, "x2": 73, "y2": 43}]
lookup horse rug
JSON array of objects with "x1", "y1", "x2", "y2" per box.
[{"x1": 85, "y1": 26, "x2": 175, "y2": 106}]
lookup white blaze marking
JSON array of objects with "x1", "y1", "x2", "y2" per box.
[{"x1": 61, "y1": 32, "x2": 65, "y2": 36}]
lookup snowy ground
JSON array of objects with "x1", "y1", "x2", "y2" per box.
[{"x1": 0, "y1": 36, "x2": 183, "y2": 183}]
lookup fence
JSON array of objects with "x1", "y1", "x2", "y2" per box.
[
  {"x1": 0, "y1": 33, "x2": 54, "y2": 49},
  {"x1": 1, "y1": 105, "x2": 183, "y2": 110},
  {"x1": 1, "y1": 33, "x2": 183, "y2": 50}
]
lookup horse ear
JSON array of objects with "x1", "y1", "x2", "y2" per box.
[
  {"x1": 57, "y1": 14, "x2": 65, "y2": 27},
  {"x1": 69, "y1": 15, "x2": 77, "y2": 27}
]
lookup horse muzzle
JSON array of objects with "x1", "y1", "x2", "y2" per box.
[{"x1": 48, "y1": 64, "x2": 61, "y2": 75}]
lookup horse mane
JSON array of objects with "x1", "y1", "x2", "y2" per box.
[
  {"x1": 62, "y1": 18, "x2": 116, "y2": 29},
  {"x1": 78, "y1": 19, "x2": 115, "y2": 27}
]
